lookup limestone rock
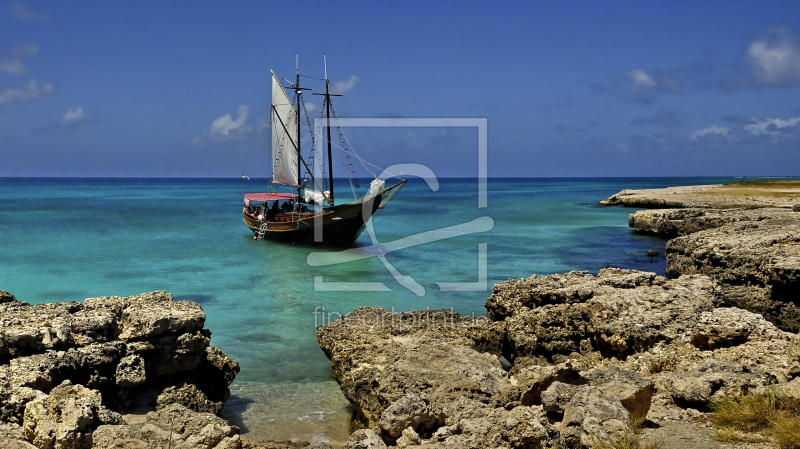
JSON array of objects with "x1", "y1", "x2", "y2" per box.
[
  {"x1": 661, "y1": 358, "x2": 776, "y2": 408},
  {"x1": 22, "y1": 381, "x2": 111, "y2": 449},
  {"x1": 494, "y1": 361, "x2": 584, "y2": 409},
  {"x1": 395, "y1": 426, "x2": 420, "y2": 446},
  {"x1": 560, "y1": 387, "x2": 631, "y2": 448},
  {"x1": 600, "y1": 183, "x2": 800, "y2": 209},
  {"x1": 541, "y1": 381, "x2": 583, "y2": 412},
  {"x1": 0, "y1": 290, "x2": 17, "y2": 304},
  {"x1": 147, "y1": 403, "x2": 239, "y2": 446},
  {"x1": 0, "y1": 290, "x2": 239, "y2": 447},
  {"x1": 157, "y1": 383, "x2": 223, "y2": 414},
  {"x1": 344, "y1": 429, "x2": 387, "y2": 449},
  {"x1": 582, "y1": 365, "x2": 654, "y2": 419},
  {"x1": 317, "y1": 307, "x2": 509, "y2": 427},
  {"x1": 378, "y1": 392, "x2": 443, "y2": 442},
  {"x1": 628, "y1": 208, "x2": 771, "y2": 238},
  {"x1": 500, "y1": 270, "x2": 718, "y2": 361},
  {"x1": 0, "y1": 422, "x2": 37, "y2": 449},
  {"x1": 665, "y1": 213, "x2": 800, "y2": 332},
  {"x1": 115, "y1": 354, "x2": 146, "y2": 388},
  {"x1": 92, "y1": 403, "x2": 242, "y2": 449}
]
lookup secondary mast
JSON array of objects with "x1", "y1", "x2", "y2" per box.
[{"x1": 314, "y1": 54, "x2": 341, "y2": 206}]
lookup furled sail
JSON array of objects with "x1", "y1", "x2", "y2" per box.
[
  {"x1": 304, "y1": 189, "x2": 330, "y2": 204},
  {"x1": 271, "y1": 71, "x2": 299, "y2": 186}
]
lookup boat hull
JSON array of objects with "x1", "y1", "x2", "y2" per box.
[{"x1": 243, "y1": 180, "x2": 406, "y2": 245}]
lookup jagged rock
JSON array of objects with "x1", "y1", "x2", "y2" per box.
[
  {"x1": 541, "y1": 382, "x2": 584, "y2": 412},
  {"x1": 493, "y1": 361, "x2": 584, "y2": 409},
  {"x1": 0, "y1": 376, "x2": 46, "y2": 425},
  {"x1": 0, "y1": 422, "x2": 37, "y2": 449},
  {"x1": 0, "y1": 290, "x2": 17, "y2": 304},
  {"x1": 661, "y1": 358, "x2": 776, "y2": 408},
  {"x1": 378, "y1": 392, "x2": 443, "y2": 442},
  {"x1": 22, "y1": 381, "x2": 116, "y2": 449},
  {"x1": 317, "y1": 307, "x2": 509, "y2": 427},
  {"x1": 157, "y1": 383, "x2": 222, "y2": 414},
  {"x1": 93, "y1": 404, "x2": 242, "y2": 449},
  {"x1": 0, "y1": 290, "x2": 239, "y2": 448},
  {"x1": 344, "y1": 429, "x2": 387, "y2": 449},
  {"x1": 582, "y1": 365, "x2": 654, "y2": 419},
  {"x1": 486, "y1": 271, "x2": 597, "y2": 321},
  {"x1": 395, "y1": 426, "x2": 420, "y2": 446},
  {"x1": 500, "y1": 270, "x2": 720, "y2": 361},
  {"x1": 665, "y1": 213, "x2": 800, "y2": 332},
  {"x1": 560, "y1": 387, "x2": 631, "y2": 448},
  {"x1": 627, "y1": 208, "x2": 780, "y2": 238},
  {"x1": 793, "y1": 204, "x2": 800, "y2": 212},
  {"x1": 147, "y1": 403, "x2": 239, "y2": 446},
  {"x1": 538, "y1": 365, "x2": 654, "y2": 424},
  {"x1": 184, "y1": 346, "x2": 242, "y2": 403},
  {"x1": 115, "y1": 354, "x2": 146, "y2": 388}
]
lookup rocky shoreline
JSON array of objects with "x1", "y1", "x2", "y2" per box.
[
  {"x1": 315, "y1": 182, "x2": 800, "y2": 448},
  {"x1": 0, "y1": 290, "x2": 330, "y2": 449}
]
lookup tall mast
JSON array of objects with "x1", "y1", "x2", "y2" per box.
[
  {"x1": 325, "y1": 55, "x2": 334, "y2": 206},
  {"x1": 295, "y1": 54, "x2": 302, "y2": 200},
  {"x1": 314, "y1": 54, "x2": 342, "y2": 206}
]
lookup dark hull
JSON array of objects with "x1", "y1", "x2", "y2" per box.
[{"x1": 243, "y1": 180, "x2": 406, "y2": 245}]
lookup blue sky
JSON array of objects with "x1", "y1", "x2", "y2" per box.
[{"x1": 1, "y1": 1, "x2": 799, "y2": 177}]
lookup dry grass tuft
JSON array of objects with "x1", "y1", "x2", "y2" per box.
[
  {"x1": 710, "y1": 389, "x2": 781, "y2": 431},
  {"x1": 768, "y1": 416, "x2": 800, "y2": 449},
  {"x1": 710, "y1": 389, "x2": 800, "y2": 447}
]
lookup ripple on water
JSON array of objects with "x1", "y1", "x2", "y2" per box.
[{"x1": 221, "y1": 380, "x2": 352, "y2": 445}]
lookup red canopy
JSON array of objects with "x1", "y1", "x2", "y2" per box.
[{"x1": 244, "y1": 193, "x2": 298, "y2": 202}]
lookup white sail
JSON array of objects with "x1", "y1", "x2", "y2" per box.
[{"x1": 271, "y1": 71, "x2": 299, "y2": 186}]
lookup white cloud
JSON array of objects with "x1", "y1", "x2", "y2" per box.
[
  {"x1": 304, "y1": 102, "x2": 317, "y2": 112},
  {"x1": 0, "y1": 42, "x2": 39, "y2": 75},
  {"x1": 0, "y1": 42, "x2": 40, "y2": 75},
  {"x1": 189, "y1": 104, "x2": 269, "y2": 145},
  {"x1": 33, "y1": 106, "x2": 97, "y2": 133},
  {"x1": 0, "y1": 79, "x2": 55, "y2": 104},
  {"x1": 627, "y1": 69, "x2": 656, "y2": 88},
  {"x1": 333, "y1": 75, "x2": 360, "y2": 94},
  {"x1": 747, "y1": 27, "x2": 800, "y2": 87},
  {"x1": 0, "y1": 58, "x2": 26, "y2": 75},
  {"x1": 60, "y1": 107, "x2": 94, "y2": 126},
  {"x1": 744, "y1": 116, "x2": 800, "y2": 138},
  {"x1": 6, "y1": 2, "x2": 50, "y2": 21},
  {"x1": 210, "y1": 104, "x2": 250, "y2": 136},
  {"x1": 690, "y1": 125, "x2": 734, "y2": 142}
]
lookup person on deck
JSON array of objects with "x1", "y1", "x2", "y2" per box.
[{"x1": 268, "y1": 202, "x2": 280, "y2": 221}]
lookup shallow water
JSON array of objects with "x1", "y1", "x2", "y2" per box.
[{"x1": 0, "y1": 176, "x2": 736, "y2": 442}]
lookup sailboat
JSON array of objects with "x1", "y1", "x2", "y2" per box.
[{"x1": 242, "y1": 55, "x2": 406, "y2": 244}]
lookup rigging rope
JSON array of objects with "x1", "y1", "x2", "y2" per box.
[{"x1": 298, "y1": 93, "x2": 328, "y2": 192}]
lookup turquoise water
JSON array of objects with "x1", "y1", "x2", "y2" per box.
[{"x1": 0, "y1": 176, "x2": 736, "y2": 442}]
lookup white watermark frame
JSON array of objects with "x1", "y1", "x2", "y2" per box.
[{"x1": 308, "y1": 118, "x2": 489, "y2": 296}]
